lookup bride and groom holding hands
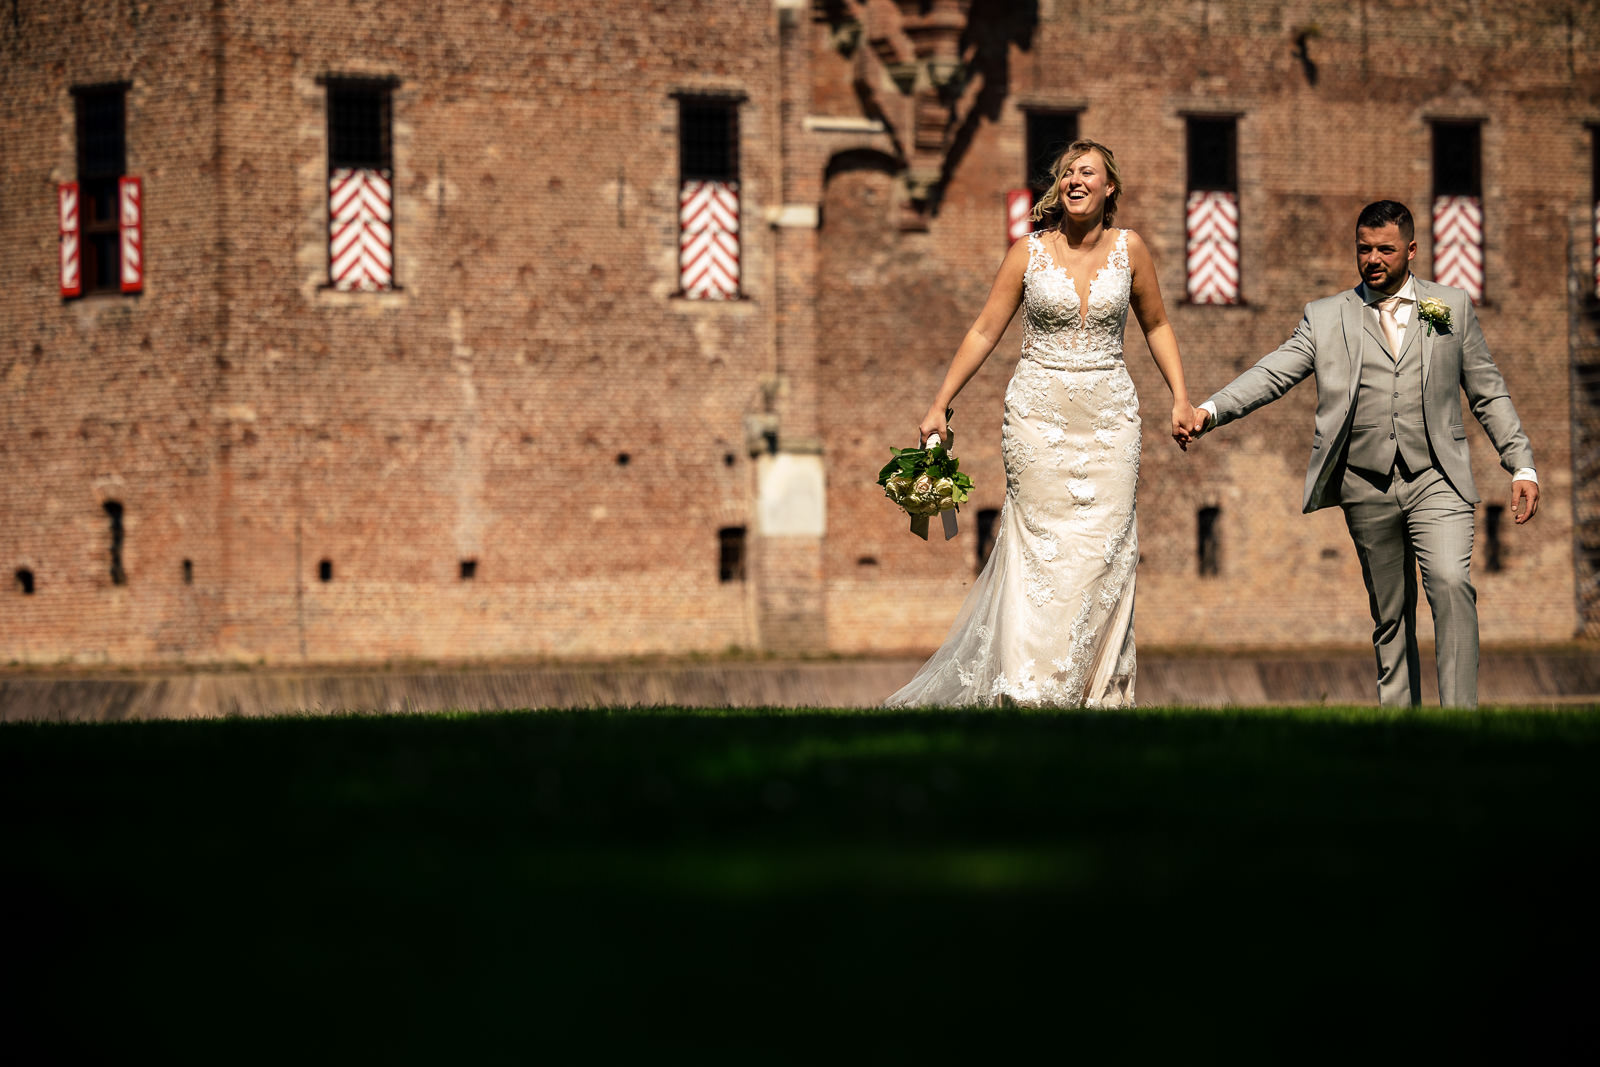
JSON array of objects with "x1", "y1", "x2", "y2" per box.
[{"x1": 886, "y1": 140, "x2": 1538, "y2": 711}]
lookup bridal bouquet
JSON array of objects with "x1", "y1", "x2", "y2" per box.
[{"x1": 877, "y1": 417, "x2": 974, "y2": 540}]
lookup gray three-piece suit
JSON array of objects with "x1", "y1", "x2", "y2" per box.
[{"x1": 1206, "y1": 278, "x2": 1534, "y2": 707}]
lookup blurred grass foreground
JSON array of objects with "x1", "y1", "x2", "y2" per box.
[{"x1": 5, "y1": 704, "x2": 1597, "y2": 1061}]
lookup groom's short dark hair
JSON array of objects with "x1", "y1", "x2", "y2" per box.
[{"x1": 1357, "y1": 200, "x2": 1415, "y2": 243}]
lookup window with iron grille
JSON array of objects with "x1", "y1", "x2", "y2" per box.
[
  {"x1": 1025, "y1": 110, "x2": 1079, "y2": 201},
  {"x1": 1184, "y1": 116, "x2": 1240, "y2": 305},
  {"x1": 1431, "y1": 120, "x2": 1485, "y2": 303},
  {"x1": 1433, "y1": 122, "x2": 1481, "y2": 198},
  {"x1": 1187, "y1": 118, "x2": 1237, "y2": 191},
  {"x1": 325, "y1": 78, "x2": 396, "y2": 291},
  {"x1": 66, "y1": 85, "x2": 139, "y2": 297},
  {"x1": 678, "y1": 97, "x2": 741, "y2": 299}
]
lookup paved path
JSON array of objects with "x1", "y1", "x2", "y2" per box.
[{"x1": 3, "y1": 648, "x2": 1598, "y2": 722}]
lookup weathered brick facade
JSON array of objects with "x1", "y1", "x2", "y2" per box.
[{"x1": 4, "y1": 0, "x2": 1597, "y2": 666}]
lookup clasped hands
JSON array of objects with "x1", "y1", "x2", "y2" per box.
[{"x1": 1170, "y1": 401, "x2": 1207, "y2": 452}]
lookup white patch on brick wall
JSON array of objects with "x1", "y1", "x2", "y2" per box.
[
  {"x1": 448, "y1": 308, "x2": 485, "y2": 565},
  {"x1": 757, "y1": 453, "x2": 826, "y2": 537}
]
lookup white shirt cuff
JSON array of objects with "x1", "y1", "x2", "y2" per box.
[
  {"x1": 1512, "y1": 468, "x2": 1537, "y2": 485},
  {"x1": 1199, "y1": 401, "x2": 1218, "y2": 420}
]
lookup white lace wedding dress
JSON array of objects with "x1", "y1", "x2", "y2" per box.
[{"x1": 885, "y1": 229, "x2": 1141, "y2": 708}]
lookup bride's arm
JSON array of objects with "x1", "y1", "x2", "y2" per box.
[
  {"x1": 1126, "y1": 231, "x2": 1198, "y2": 449},
  {"x1": 918, "y1": 237, "x2": 1029, "y2": 445}
]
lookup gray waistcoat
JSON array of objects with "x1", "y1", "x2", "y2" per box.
[{"x1": 1344, "y1": 326, "x2": 1430, "y2": 475}]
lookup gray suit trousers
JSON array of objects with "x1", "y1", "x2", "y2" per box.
[{"x1": 1340, "y1": 461, "x2": 1478, "y2": 708}]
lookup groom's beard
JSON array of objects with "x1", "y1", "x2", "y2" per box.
[{"x1": 1364, "y1": 266, "x2": 1409, "y2": 295}]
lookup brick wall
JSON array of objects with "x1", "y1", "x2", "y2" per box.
[{"x1": 2, "y1": 0, "x2": 1595, "y2": 667}]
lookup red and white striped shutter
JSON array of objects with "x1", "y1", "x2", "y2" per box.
[
  {"x1": 58, "y1": 182, "x2": 81, "y2": 298},
  {"x1": 329, "y1": 167, "x2": 394, "y2": 291},
  {"x1": 1432, "y1": 194, "x2": 1483, "y2": 304},
  {"x1": 1005, "y1": 188, "x2": 1032, "y2": 245},
  {"x1": 1592, "y1": 197, "x2": 1599, "y2": 300},
  {"x1": 119, "y1": 176, "x2": 143, "y2": 293},
  {"x1": 679, "y1": 180, "x2": 740, "y2": 299},
  {"x1": 1185, "y1": 190, "x2": 1240, "y2": 305}
]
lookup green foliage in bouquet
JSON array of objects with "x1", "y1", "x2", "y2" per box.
[{"x1": 876, "y1": 440, "x2": 975, "y2": 517}]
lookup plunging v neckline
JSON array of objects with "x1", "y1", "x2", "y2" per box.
[{"x1": 1036, "y1": 230, "x2": 1123, "y2": 328}]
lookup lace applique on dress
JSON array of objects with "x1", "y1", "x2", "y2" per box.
[{"x1": 885, "y1": 229, "x2": 1141, "y2": 709}]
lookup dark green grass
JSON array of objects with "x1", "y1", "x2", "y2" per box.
[{"x1": 4, "y1": 705, "x2": 1598, "y2": 1062}]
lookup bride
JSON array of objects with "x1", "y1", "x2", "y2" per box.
[{"x1": 885, "y1": 140, "x2": 1197, "y2": 708}]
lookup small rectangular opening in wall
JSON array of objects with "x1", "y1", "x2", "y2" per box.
[
  {"x1": 1198, "y1": 506, "x2": 1221, "y2": 577},
  {"x1": 182, "y1": 559, "x2": 193, "y2": 584},
  {"x1": 1025, "y1": 111, "x2": 1079, "y2": 200},
  {"x1": 16, "y1": 568, "x2": 34, "y2": 595},
  {"x1": 460, "y1": 559, "x2": 477, "y2": 580},
  {"x1": 1484, "y1": 504, "x2": 1504, "y2": 573},
  {"x1": 104, "y1": 500, "x2": 126, "y2": 585},
  {"x1": 318, "y1": 559, "x2": 333, "y2": 582},
  {"x1": 718, "y1": 526, "x2": 746, "y2": 583},
  {"x1": 976, "y1": 508, "x2": 1001, "y2": 575}
]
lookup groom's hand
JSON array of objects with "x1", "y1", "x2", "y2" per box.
[
  {"x1": 1512, "y1": 479, "x2": 1540, "y2": 524},
  {"x1": 1188, "y1": 408, "x2": 1212, "y2": 438}
]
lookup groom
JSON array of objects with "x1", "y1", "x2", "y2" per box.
[{"x1": 1191, "y1": 200, "x2": 1538, "y2": 708}]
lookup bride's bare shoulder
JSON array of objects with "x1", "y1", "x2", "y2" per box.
[{"x1": 1120, "y1": 228, "x2": 1156, "y2": 265}]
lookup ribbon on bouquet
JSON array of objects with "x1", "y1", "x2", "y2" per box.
[{"x1": 909, "y1": 510, "x2": 959, "y2": 541}]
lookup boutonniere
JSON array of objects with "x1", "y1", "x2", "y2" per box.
[{"x1": 1416, "y1": 297, "x2": 1452, "y2": 335}]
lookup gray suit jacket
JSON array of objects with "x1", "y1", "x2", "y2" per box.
[{"x1": 1206, "y1": 279, "x2": 1534, "y2": 513}]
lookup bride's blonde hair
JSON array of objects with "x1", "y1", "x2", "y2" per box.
[{"x1": 1031, "y1": 139, "x2": 1123, "y2": 230}]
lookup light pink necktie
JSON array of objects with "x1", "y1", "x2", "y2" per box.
[{"x1": 1378, "y1": 296, "x2": 1402, "y2": 358}]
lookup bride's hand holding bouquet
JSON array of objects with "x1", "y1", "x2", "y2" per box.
[{"x1": 918, "y1": 403, "x2": 951, "y2": 450}]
